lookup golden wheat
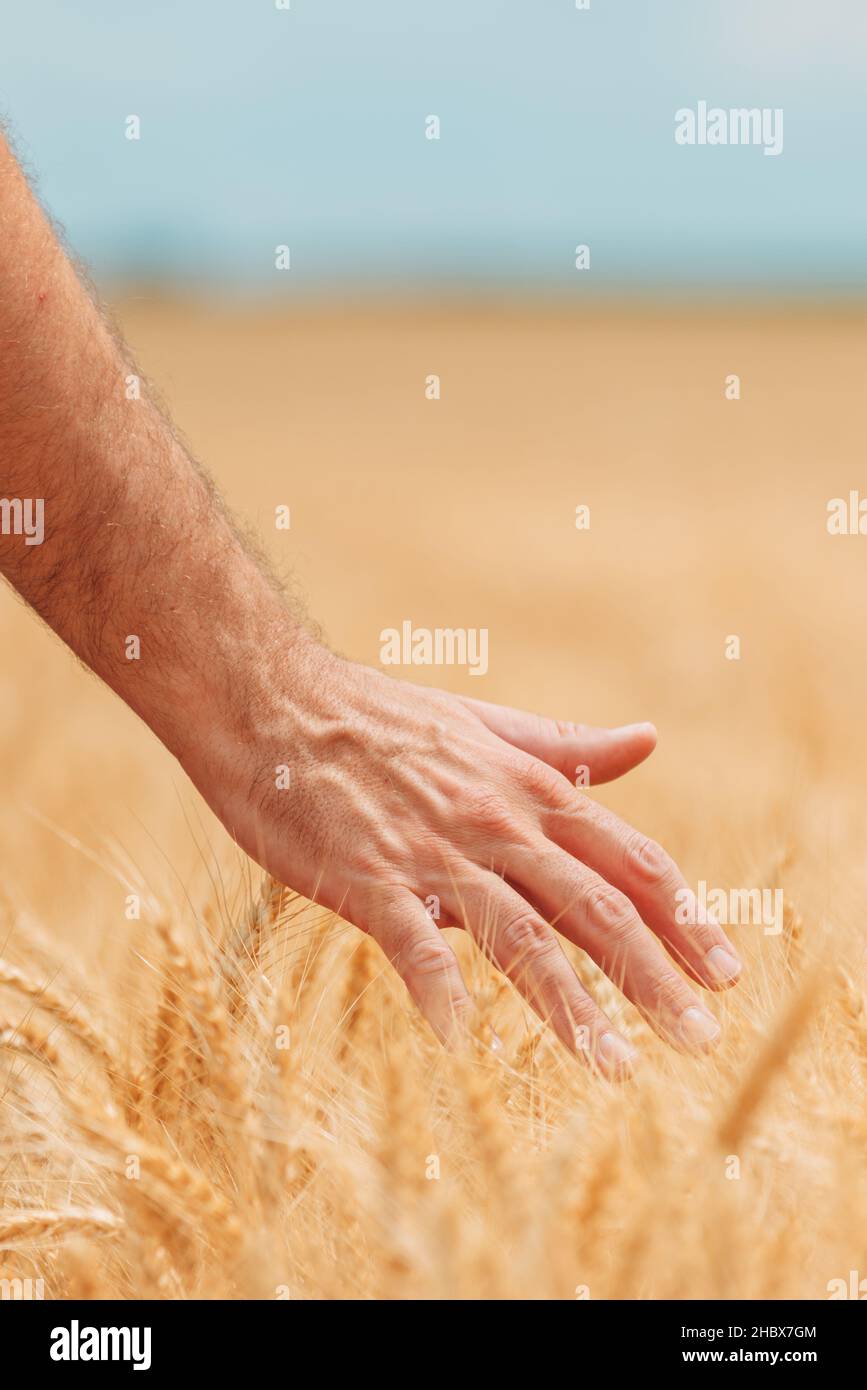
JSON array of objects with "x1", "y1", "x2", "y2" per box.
[{"x1": 0, "y1": 874, "x2": 862, "y2": 1300}]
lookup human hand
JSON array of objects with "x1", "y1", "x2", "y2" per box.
[{"x1": 198, "y1": 642, "x2": 741, "y2": 1078}]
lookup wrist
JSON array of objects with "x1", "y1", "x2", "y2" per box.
[{"x1": 170, "y1": 597, "x2": 333, "y2": 821}]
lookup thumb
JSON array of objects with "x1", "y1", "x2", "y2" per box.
[{"x1": 460, "y1": 696, "x2": 657, "y2": 786}]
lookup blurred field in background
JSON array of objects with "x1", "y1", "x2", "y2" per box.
[{"x1": 1, "y1": 299, "x2": 865, "y2": 1298}]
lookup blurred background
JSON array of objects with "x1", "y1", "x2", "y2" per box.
[
  {"x1": 0, "y1": 2, "x2": 865, "y2": 963},
  {"x1": 4, "y1": 0, "x2": 867, "y2": 295}
]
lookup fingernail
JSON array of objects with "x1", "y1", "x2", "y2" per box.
[
  {"x1": 614, "y1": 722, "x2": 655, "y2": 736},
  {"x1": 705, "y1": 945, "x2": 742, "y2": 985},
  {"x1": 597, "y1": 1031, "x2": 638, "y2": 1076},
  {"x1": 678, "y1": 1006, "x2": 721, "y2": 1051}
]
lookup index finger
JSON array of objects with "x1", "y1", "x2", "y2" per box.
[{"x1": 541, "y1": 794, "x2": 743, "y2": 991}]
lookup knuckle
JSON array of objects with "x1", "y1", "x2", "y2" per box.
[
  {"x1": 496, "y1": 911, "x2": 556, "y2": 965},
  {"x1": 465, "y1": 788, "x2": 523, "y2": 840},
  {"x1": 352, "y1": 848, "x2": 391, "y2": 884},
  {"x1": 517, "y1": 756, "x2": 572, "y2": 807},
  {"x1": 625, "y1": 832, "x2": 676, "y2": 887},
  {"x1": 585, "y1": 883, "x2": 639, "y2": 940},
  {"x1": 351, "y1": 843, "x2": 415, "y2": 891},
  {"x1": 352, "y1": 830, "x2": 423, "y2": 884},
  {"x1": 400, "y1": 933, "x2": 456, "y2": 982}
]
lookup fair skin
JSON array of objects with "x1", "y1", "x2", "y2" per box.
[{"x1": 0, "y1": 136, "x2": 741, "y2": 1078}]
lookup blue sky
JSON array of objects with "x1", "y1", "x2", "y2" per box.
[{"x1": 2, "y1": 1, "x2": 866, "y2": 292}]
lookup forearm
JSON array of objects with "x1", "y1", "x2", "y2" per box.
[{"x1": 0, "y1": 136, "x2": 312, "y2": 785}]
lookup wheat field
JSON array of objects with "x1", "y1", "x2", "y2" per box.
[{"x1": 1, "y1": 300, "x2": 866, "y2": 1300}]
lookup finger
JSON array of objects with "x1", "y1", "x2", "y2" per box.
[
  {"x1": 507, "y1": 840, "x2": 723, "y2": 1054},
  {"x1": 460, "y1": 695, "x2": 657, "y2": 786},
  {"x1": 370, "y1": 890, "x2": 474, "y2": 1045},
  {"x1": 448, "y1": 870, "x2": 637, "y2": 1078},
  {"x1": 539, "y1": 793, "x2": 742, "y2": 991}
]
